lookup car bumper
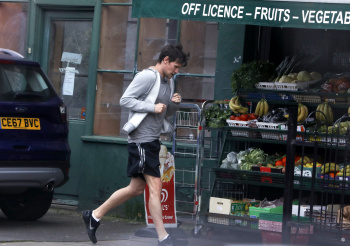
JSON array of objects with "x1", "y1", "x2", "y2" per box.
[{"x1": 0, "y1": 163, "x2": 69, "y2": 193}]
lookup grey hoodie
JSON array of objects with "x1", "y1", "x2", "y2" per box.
[{"x1": 120, "y1": 69, "x2": 179, "y2": 143}]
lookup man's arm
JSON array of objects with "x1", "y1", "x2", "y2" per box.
[
  {"x1": 165, "y1": 93, "x2": 181, "y2": 117},
  {"x1": 120, "y1": 70, "x2": 157, "y2": 113}
]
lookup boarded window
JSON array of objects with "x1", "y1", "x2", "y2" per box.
[
  {"x1": 0, "y1": 3, "x2": 28, "y2": 56},
  {"x1": 94, "y1": 6, "x2": 218, "y2": 136}
]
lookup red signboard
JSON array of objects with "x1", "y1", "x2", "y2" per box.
[{"x1": 144, "y1": 147, "x2": 177, "y2": 228}]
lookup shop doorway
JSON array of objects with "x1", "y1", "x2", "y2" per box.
[{"x1": 41, "y1": 10, "x2": 93, "y2": 205}]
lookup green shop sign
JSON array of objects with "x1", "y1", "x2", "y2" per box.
[{"x1": 132, "y1": 0, "x2": 350, "y2": 30}]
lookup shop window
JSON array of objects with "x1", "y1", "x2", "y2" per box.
[
  {"x1": 47, "y1": 20, "x2": 92, "y2": 120},
  {"x1": 180, "y1": 21, "x2": 218, "y2": 75},
  {"x1": 0, "y1": 3, "x2": 28, "y2": 56},
  {"x1": 176, "y1": 76, "x2": 215, "y2": 101},
  {"x1": 98, "y1": 6, "x2": 137, "y2": 71},
  {"x1": 137, "y1": 18, "x2": 178, "y2": 70},
  {"x1": 93, "y1": 72, "x2": 132, "y2": 136},
  {"x1": 94, "y1": 6, "x2": 218, "y2": 137}
]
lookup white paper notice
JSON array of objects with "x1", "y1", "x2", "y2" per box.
[{"x1": 62, "y1": 67, "x2": 76, "y2": 96}]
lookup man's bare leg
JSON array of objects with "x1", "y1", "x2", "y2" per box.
[
  {"x1": 144, "y1": 173, "x2": 168, "y2": 241},
  {"x1": 93, "y1": 177, "x2": 146, "y2": 219}
]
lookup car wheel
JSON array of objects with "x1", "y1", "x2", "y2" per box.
[{"x1": 0, "y1": 188, "x2": 53, "y2": 221}]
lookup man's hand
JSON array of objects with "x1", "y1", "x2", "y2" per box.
[
  {"x1": 155, "y1": 103, "x2": 167, "y2": 113},
  {"x1": 171, "y1": 93, "x2": 182, "y2": 103}
]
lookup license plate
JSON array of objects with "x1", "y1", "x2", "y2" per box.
[{"x1": 0, "y1": 117, "x2": 41, "y2": 130}]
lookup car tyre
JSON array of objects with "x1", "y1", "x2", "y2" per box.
[{"x1": 0, "y1": 188, "x2": 53, "y2": 221}]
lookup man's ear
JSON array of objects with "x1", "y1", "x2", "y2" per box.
[{"x1": 163, "y1": 56, "x2": 170, "y2": 64}]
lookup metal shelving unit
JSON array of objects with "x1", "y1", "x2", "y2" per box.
[{"x1": 199, "y1": 95, "x2": 350, "y2": 245}]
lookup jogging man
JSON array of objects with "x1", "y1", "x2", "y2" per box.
[{"x1": 82, "y1": 44, "x2": 190, "y2": 246}]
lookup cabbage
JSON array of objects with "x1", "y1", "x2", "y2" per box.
[
  {"x1": 238, "y1": 148, "x2": 267, "y2": 170},
  {"x1": 297, "y1": 71, "x2": 312, "y2": 82},
  {"x1": 279, "y1": 75, "x2": 294, "y2": 83},
  {"x1": 310, "y1": 71, "x2": 322, "y2": 80},
  {"x1": 227, "y1": 152, "x2": 237, "y2": 164}
]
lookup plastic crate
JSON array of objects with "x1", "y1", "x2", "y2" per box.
[
  {"x1": 255, "y1": 122, "x2": 286, "y2": 140},
  {"x1": 308, "y1": 135, "x2": 348, "y2": 145},
  {"x1": 292, "y1": 94, "x2": 322, "y2": 103},
  {"x1": 226, "y1": 120, "x2": 259, "y2": 138},
  {"x1": 275, "y1": 82, "x2": 298, "y2": 91},
  {"x1": 321, "y1": 95, "x2": 348, "y2": 104},
  {"x1": 226, "y1": 120, "x2": 252, "y2": 127},
  {"x1": 255, "y1": 82, "x2": 276, "y2": 90}
]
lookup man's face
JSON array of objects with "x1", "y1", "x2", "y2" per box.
[{"x1": 163, "y1": 57, "x2": 182, "y2": 79}]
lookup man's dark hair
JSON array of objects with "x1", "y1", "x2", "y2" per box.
[{"x1": 158, "y1": 43, "x2": 190, "y2": 67}]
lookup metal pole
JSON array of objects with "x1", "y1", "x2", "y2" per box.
[{"x1": 282, "y1": 104, "x2": 297, "y2": 244}]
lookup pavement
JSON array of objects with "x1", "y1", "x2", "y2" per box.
[
  {"x1": 0, "y1": 203, "x2": 262, "y2": 246},
  {"x1": 3, "y1": 203, "x2": 334, "y2": 246}
]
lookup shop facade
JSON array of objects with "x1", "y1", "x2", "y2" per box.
[
  {"x1": 1, "y1": 0, "x2": 350, "y2": 222},
  {"x1": 0, "y1": 0, "x2": 227, "y2": 216}
]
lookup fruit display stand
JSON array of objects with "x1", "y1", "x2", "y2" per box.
[{"x1": 200, "y1": 95, "x2": 350, "y2": 245}]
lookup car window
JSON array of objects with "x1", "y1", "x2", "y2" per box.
[
  {"x1": 0, "y1": 63, "x2": 55, "y2": 102},
  {"x1": 4, "y1": 68, "x2": 27, "y2": 92}
]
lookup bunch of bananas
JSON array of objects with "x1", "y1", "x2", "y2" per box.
[
  {"x1": 348, "y1": 106, "x2": 350, "y2": 114},
  {"x1": 336, "y1": 165, "x2": 350, "y2": 177},
  {"x1": 316, "y1": 102, "x2": 333, "y2": 124},
  {"x1": 254, "y1": 99, "x2": 269, "y2": 117},
  {"x1": 321, "y1": 162, "x2": 340, "y2": 174},
  {"x1": 297, "y1": 103, "x2": 308, "y2": 122},
  {"x1": 229, "y1": 96, "x2": 249, "y2": 114}
]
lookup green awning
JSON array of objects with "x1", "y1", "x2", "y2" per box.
[{"x1": 132, "y1": 0, "x2": 350, "y2": 30}]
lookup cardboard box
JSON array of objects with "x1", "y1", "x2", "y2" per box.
[
  {"x1": 209, "y1": 197, "x2": 259, "y2": 215},
  {"x1": 327, "y1": 204, "x2": 341, "y2": 213},
  {"x1": 294, "y1": 166, "x2": 321, "y2": 177},
  {"x1": 207, "y1": 213, "x2": 253, "y2": 227},
  {"x1": 231, "y1": 200, "x2": 260, "y2": 214},
  {"x1": 209, "y1": 197, "x2": 234, "y2": 215},
  {"x1": 259, "y1": 213, "x2": 313, "y2": 234},
  {"x1": 249, "y1": 205, "x2": 283, "y2": 218}
]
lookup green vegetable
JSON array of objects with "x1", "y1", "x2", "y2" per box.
[
  {"x1": 231, "y1": 60, "x2": 276, "y2": 92},
  {"x1": 205, "y1": 105, "x2": 231, "y2": 127},
  {"x1": 264, "y1": 153, "x2": 284, "y2": 166},
  {"x1": 238, "y1": 148, "x2": 267, "y2": 170}
]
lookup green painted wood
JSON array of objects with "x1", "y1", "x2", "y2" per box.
[
  {"x1": 77, "y1": 141, "x2": 132, "y2": 212},
  {"x1": 34, "y1": 0, "x2": 96, "y2": 7},
  {"x1": 26, "y1": 1, "x2": 43, "y2": 61},
  {"x1": 214, "y1": 23, "x2": 245, "y2": 99},
  {"x1": 54, "y1": 120, "x2": 86, "y2": 201},
  {"x1": 85, "y1": 0, "x2": 102, "y2": 135}
]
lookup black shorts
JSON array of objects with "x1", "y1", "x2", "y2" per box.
[{"x1": 127, "y1": 140, "x2": 161, "y2": 180}]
